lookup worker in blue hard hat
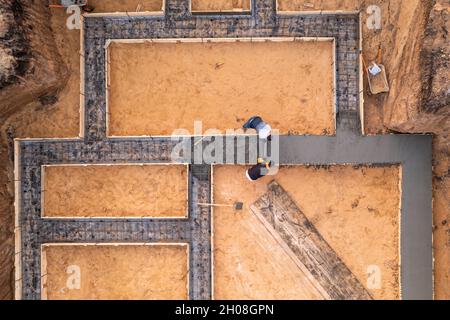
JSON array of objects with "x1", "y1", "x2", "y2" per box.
[{"x1": 243, "y1": 116, "x2": 272, "y2": 141}]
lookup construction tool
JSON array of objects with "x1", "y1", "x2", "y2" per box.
[
  {"x1": 49, "y1": 0, "x2": 94, "y2": 13},
  {"x1": 197, "y1": 202, "x2": 244, "y2": 210},
  {"x1": 361, "y1": 45, "x2": 389, "y2": 95}
]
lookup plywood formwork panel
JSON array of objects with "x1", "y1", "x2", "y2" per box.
[{"x1": 14, "y1": 140, "x2": 22, "y2": 300}]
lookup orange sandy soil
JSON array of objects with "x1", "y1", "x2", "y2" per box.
[
  {"x1": 192, "y1": 0, "x2": 251, "y2": 11},
  {"x1": 43, "y1": 165, "x2": 188, "y2": 217},
  {"x1": 41, "y1": 245, "x2": 188, "y2": 300},
  {"x1": 213, "y1": 165, "x2": 400, "y2": 300},
  {"x1": 108, "y1": 41, "x2": 335, "y2": 136},
  {"x1": 277, "y1": 0, "x2": 359, "y2": 11}
]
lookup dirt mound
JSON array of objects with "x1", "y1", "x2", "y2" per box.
[
  {"x1": 0, "y1": 0, "x2": 28, "y2": 89},
  {"x1": 0, "y1": 0, "x2": 66, "y2": 118},
  {"x1": 420, "y1": 1, "x2": 449, "y2": 115}
]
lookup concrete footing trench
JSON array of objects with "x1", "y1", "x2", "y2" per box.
[{"x1": 14, "y1": 0, "x2": 433, "y2": 300}]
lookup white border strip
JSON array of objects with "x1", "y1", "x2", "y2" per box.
[
  {"x1": 332, "y1": 37, "x2": 337, "y2": 132},
  {"x1": 14, "y1": 140, "x2": 22, "y2": 300},
  {"x1": 210, "y1": 164, "x2": 215, "y2": 300},
  {"x1": 398, "y1": 165, "x2": 403, "y2": 300},
  {"x1": 358, "y1": 12, "x2": 365, "y2": 135},
  {"x1": 80, "y1": 14, "x2": 85, "y2": 139}
]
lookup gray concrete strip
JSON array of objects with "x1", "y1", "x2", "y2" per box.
[
  {"x1": 400, "y1": 145, "x2": 433, "y2": 300},
  {"x1": 279, "y1": 133, "x2": 432, "y2": 164}
]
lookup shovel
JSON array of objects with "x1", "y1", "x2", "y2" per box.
[{"x1": 197, "y1": 202, "x2": 244, "y2": 210}]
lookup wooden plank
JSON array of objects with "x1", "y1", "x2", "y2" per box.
[
  {"x1": 250, "y1": 181, "x2": 373, "y2": 300},
  {"x1": 251, "y1": 206, "x2": 331, "y2": 300}
]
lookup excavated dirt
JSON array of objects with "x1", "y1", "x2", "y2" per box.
[
  {"x1": 0, "y1": 47, "x2": 15, "y2": 82},
  {"x1": 192, "y1": 0, "x2": 251, "y2": 12},
  {"x1": 43, "y1": 165, "x2": 188, "y2": 218},
  {"x1": 2, "y1": 6, "x2": 80, "y2": 138},
  {"x1": 42, "y1": 244, "x2": 189, "y2": 300},
  {"x1": 213, "y1": 165, "x2": 400, "y2": 300},
  {"x1": 108, "y1": 41, "x2": 335, "y2": 136},
  {"x1": 0, "y1": 0, "x2": 65, "y2": 119},
  {"x1": 0, "y1": 0, "x2": 28, "y2": 90}
]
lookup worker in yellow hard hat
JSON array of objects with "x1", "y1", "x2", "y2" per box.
[{"x1": 245, "y1": 158, "x2": 274, "y2": 181}]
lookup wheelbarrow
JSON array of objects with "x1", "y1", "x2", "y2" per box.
[
  {"x1": 361, "y1": 46, "x2": 390, "y2": 95},
  {"x1": 49, "y1": 0, "x2": 94, "y2": 12}
]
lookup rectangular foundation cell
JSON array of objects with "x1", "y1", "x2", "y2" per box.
[
  {"x1": 191, "y1": 0, "x2": 251, "y2": 12},
  {"x1": 87, "y1": 0, "x2": 164, "y2": 13},
  {"x1": 107, "y1": 39, "x2": 335, "y2": 136},
  {"x1": 277, "y1": 0, "x2": 359, "y2": 12},
  {"x1": 42, "y1": 164, "x2": 188, "y2": 218},
  {"x1": 41, "y1": 244, "x2": 189, "y2": 300},
  {"x1": 212, "y1": 165, "x2": 401, "y2": 300}
]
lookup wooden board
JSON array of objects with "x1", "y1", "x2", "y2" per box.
[{"x1": 250, "y1": 181, "x2": 373, "y2": 300}]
